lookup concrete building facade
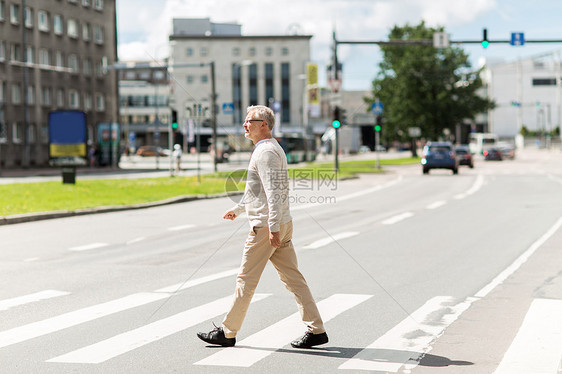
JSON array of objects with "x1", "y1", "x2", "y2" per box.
[
  {"x1": 168, "y1": 18, "x2": 311, "y2": 150},
  {"x1": 0, "y1": 0, "x2": 118, "y2": 168}
]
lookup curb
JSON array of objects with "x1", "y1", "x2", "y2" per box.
[{"x1": 0, "y1": 191, "x2": 243, "y2": 226}]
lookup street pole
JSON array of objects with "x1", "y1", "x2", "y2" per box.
[
  {"x1": 375, "y1": 130, "x2": 380, "y2": 169},
  {"x1": 335, "y1": 127, "x2": 339, "y2": 173},
  {"x1": 210, "y1": 61, "x2": 218, "y2": 173},
  {"x1": 22, "y1": 0, "x2": 30, "y2": 168}
]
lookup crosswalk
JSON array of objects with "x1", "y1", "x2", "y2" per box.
[{"x1": 1, "y1": 274, "x2": 561, "y2": 372}]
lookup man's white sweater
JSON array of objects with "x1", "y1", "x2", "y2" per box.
[{"x1": 231, "y1": 138, "x2": 292, "y2": 232}]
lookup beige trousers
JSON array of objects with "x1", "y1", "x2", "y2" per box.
[{"x1": 222, "y1": 221, "x2": 325, "y2": 338}]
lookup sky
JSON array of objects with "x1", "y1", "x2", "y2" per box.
[{"x1": 116, "y1": 0, "x2": 562, "y2": 91}]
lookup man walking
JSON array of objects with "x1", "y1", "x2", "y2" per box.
[{"x1": 197, "y1": 105, "x2": 328, "y2": 349}]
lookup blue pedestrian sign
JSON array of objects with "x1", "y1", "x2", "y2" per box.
[
  {"x1": 222, "y1": 102, "x2": 234, "y2": 115},
  {"x1": 371, "y1": 101, "x2": 384, "y2": 115},
  {"x1": 511, "y1": 32, "x2": 525, "y2": 46}
]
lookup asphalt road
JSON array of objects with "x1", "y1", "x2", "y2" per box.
[{"x1": 1, "y1": 148, "x2": 562, "y2": 373}]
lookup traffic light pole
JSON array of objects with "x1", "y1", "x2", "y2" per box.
[{"x1": 335, "y1": 127, "x2": 339, "y2": 172}]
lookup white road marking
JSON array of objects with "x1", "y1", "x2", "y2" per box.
[
  {"x1": 494, "y1": 298, "x2": 562, "y2": 374},
  {"x1": 69, "y1": 243, "x2": 108, "y2": 252},
  {"x1": 0, "y1": 269, "x2": 240, "y2": 349},
  {"x1": 23, "y1": 257, "x2": 40, "y2": 262},
  {"x1": 167, "y1": 224, "x2": 196, "y2": 231},
  {"x1": 0, "y1": 293, "x2": 169, "y2": 349},
  {"x1": 0, "y1": 290, "x2": 70, "y2": 311},
  {"x1": 46, "y1": 294, "x2": 271, "y2": 364},
  {"x1": 475, "y1": 216, "x2": 562, "y2": 298},
  {"x1": 303, "y1": 232, "x2": 360, "y2": 249},
  {"x1": 194, "y1": 294, "x2": 372, "y2": 368},
  {"x1": 454, "y1": 174, "x2": 484, "y2": 199},
  {"x1": 426, "y1": 200, "x2": 446, "y2": 210},
  {"x1": 292, "y1": 176, "x2": 403, "y2": 211},
  {"x1": 381, "y1": 212, "x2": 414, "y2": 225},
  {"x1": 339, "y1": 296, "x2": 475, "y2": 372},
  {"x1": 126, "y1": 237, "x2": 146, "y2": 245},
  {"x1": 154, "y1": 268, "x2": 239, "y2": 293}
]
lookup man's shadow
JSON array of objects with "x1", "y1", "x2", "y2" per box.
[{"x1": 210, "y1": 345, "x2": 473, "y2": 368}]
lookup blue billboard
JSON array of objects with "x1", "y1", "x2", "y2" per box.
[{"x1": 49, "y1": 111, "x2": 87, "y2": 160}]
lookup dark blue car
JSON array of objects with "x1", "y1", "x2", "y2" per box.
[{"x1": 421, "y1": 142, "x2": 458, "y2": 174}]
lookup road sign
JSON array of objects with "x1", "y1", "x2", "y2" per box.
[
  {"x1": 222, "y1": 103, "x2": 234, "y2": 115},
  {"x1": 511, "y1": 32, "x2": 525, "y2": 46},
  {"x1": 408, "y1": 127, "x2": 421, "y2": 137},
  {"x1": 433, "y1": 32, "x2": 450, "y2": 48},
  {"x1": 371, "y1": 101, "x2": 384, "y2": 115}
]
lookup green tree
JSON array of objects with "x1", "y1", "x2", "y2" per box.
[{"x1": 366, "y1": 21, "x2": 494, "y2": 144}]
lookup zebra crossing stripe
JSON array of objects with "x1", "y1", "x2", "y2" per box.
[
  {"x1": 339, "y1": 296, "x2": 475, "y2": 372},
  {"x1": 0, "y1": 290, "x2": 70, "y2": 311},
  {"x1": 46, "y1": 294, "x2": 271, "y2": 364},
  {"x1": 194, "y1": 293, "x2": 372, "y2": 368},
  {"x1": 493, "y1": 298, "x2": 562, "y2": 374},
  {"x1": 0, "y1": 293, "x2": 169, "y2": 349}
]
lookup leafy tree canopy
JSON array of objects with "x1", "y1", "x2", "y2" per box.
[{"x1": 365, "y1": 21, "x2": 495, "y2": 143}]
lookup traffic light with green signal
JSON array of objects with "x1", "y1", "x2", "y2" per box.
[
  {"x1": 482, "y1": 28, "x2": 489, "y2": 48},
  {"x1": 375, "y1": 115, "x2": 382, "y2": 132},
  {"x1": 171, "y1": 110, "x2": 178, "y2": 130},
  {"x1": 332, "y1": 106, "x2": 341, "y2": 129}
]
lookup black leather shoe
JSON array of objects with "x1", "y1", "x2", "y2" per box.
[
  {"x1": 197, "y1": 323, "x2": 236, "y2": 347},
  {"x1": 291, "y1": 331, "x2": 328, "y2": 348}
]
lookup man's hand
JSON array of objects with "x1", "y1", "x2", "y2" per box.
[
  {"x1": 269, "y1": 231, "x2": 281, "y2": 248},
  {"x1": 223, "y1": 211, "x2": 237, "y2": 220}
]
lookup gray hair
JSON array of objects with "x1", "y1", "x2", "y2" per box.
[{"x1": 247, "y1": 105, "x2": 275, "y2": 130}]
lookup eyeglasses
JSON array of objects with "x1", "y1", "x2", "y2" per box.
[{"x1": 244, "y1": 119, "x2": 263, "y2": 124}]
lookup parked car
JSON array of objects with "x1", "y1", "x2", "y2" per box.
[
  {"x1": 498, "y1": 144, "x2": 515, "y2": 160},
  {"x1": 421, "y1": 141, "x2": 458, "y2": 174},
  {"x1": 483, "y1": 147, "x2": 503, "y2": 161},
  {"x1": 136, "y1": 145, "x2": 169, "y2": 157},
  {"x1": 455, "y1": 145, "x2": 474, "y2": 168}
]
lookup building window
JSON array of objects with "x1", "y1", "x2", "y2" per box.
[
  {"x1": 10, "y1": 4, "x2": 19, "y2": 25},
  {"x1": 249, "y1": 64, "x2": 258, "y2": 106},
  {"x1": 281, "y1": 47, "x2": 289, "y2": 56},
  {"x1": 68, "y1": 54, "x2": 79, "y2": 73},
  {"x1": 67, "y1": 19, "x2": 78, "y2": 38},
  {"x1": 201, "y1": 75, "x2": 208, "y2": 83},
  {"x1": 200, "y1": 47, "x2": 207, "y2": 57},
  {"x1": 69, "y1": 90, "x2": 79, "y2": 108},
  {"x1": 532, "y1": 78, "x2": 557, "y2": 86},
  {"x1": 83, "y1": 58, "x2": 92, "y2": 75},
  {"x1": 10, "y1": 43, "x2": 21, "y2": 61},
  {"x1": 232, "y1": 47, "x2": 240, "y2": 56},
  {"x1": 11, "y1": 84, "x2": 21, "y2": 104},
  {"x1": 281, "y1": 63, "x2": 290, "y2": 122},
  {"x1": 40, "y1": 125, "x2": 49, "y2": 144},
  {"x1": 186, "y1": 75, "x2": 194, "y2": 84},
  {"x1": 84, "y1": 93, "x2": 92, "y2": 110},
  {"x1": 0, "y1": 81, "x2": 4, "y2": 103},
  {"x1": 265, "y1": 63, "x2": 274, "y2": 104},
  {"x1": 38, "y1": 48, "x2": 49, "y2": 66},
  {"x1": 93, "y1": 25, "x2": 104, "y2": 44},
  {"x1": 95, "y1": 60, "x2": 104, "y2": 77},
  {"x1": 12, "y1": 123, "x2": 22, "y2": 143},
  {"x1": 56, "y1": 88, "x2": 64, "y2": 107},
  {"x1": 82, "y1": 0, "x2": 91, "y2": 7},
  {"x1": 125, "y1": 71, "x2": 135, "y2": 80},
  {"x1": 265, "y1": 47, "x2": 273, "y2": 56},
  {"x1": 55, "y1": 51, "x2": 64, "y2": 68},
  {"x1": 41, "y1": 87, "x2": 52, "y2": 106},
  {"x1": 28, "y1": 124, "x2": 36, "y2": 143},
  {"x1": 186, "y1": 47, "x2": 193, "y2": 56},
  {"x1": 94, "y1": 0, "x2": 103, "y2": 10},
  {"x1": 249, "y1": 47, "x2": 256, "y2": 56},
  {"x1": 53, "y1": 15, "x2": 63, "y2": 35},
  {"x1": 0, "y1": 121, "x2": 6, "y2": 144},
  {"x1": 26, "y1": 85, "x2": 35, "y2": 104},
  {"x1": 24, "y1": 7, "x2": 32, "y2": 28},
  {"x1": 82, "y1": 23, "x2": 90, "y2": 41},
  {"x1": 0, "y1": 41, "x2": 6, "y2": 62},
  {"x1": 38, "y1": 10, "x2": 49, "y2": 31},
  {"x1": 68, "y1": 0, "x2": 78, "y2": 3},
  {"x1": 0, "y1": 1, "x2": 4, "y2": 21},
  {"x1": 25, "y1": 46, "x2": 34, "y2": 64},
  {"x1": 232, "y1": 64, "x2": 242, "y2": 124},
  {"x1": 95, "y1": 93, "x2": 105, "y2": 111}
]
